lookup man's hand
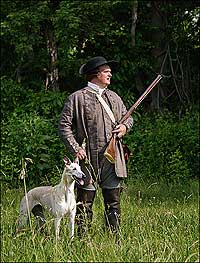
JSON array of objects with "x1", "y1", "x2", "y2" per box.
[
  {"x1": 76, "y1": 148, "x2": 87, "y2": 160},
  {"x1": 112, "y1": 124, "x2": 127, "y2": 138}
]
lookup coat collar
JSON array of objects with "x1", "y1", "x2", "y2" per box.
[{"x1": 87, "y1": 81, "x2": 105, "y2": 95}]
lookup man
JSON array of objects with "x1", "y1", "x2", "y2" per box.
[{"x1": 59, "y1": 56, "x2": 133, "y2": 234}]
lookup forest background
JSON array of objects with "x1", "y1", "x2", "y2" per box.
[{"x1": 1, "y1": 0, "x2": 199, "y2": 187}]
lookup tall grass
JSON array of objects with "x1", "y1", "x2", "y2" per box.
[{"x1": 1, "y1": 179, "x2": 199, "y2": 262}]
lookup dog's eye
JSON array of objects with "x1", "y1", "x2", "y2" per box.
[{"x1": 72, "y1": 168, "x2": 77, "y2": 171}]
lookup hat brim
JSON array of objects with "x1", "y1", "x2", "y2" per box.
[
  {"x1": 79, "y1": 60, "x2": 118, "y2": 75},
  {"x1": 79, "y1": 64, "x2": 86, "y2": 75}
]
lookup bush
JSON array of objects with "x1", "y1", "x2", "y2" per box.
[
  {"x1": 1, "y1": 77, "x2": 28, "y2": 119},
  {"x1": 125, "y1": 110, "x2": 199, "y2": 182},
  {"x1": 1, "y1": 78, "x2": 69, "y2": 187},
  {"x1": 1, "y1": 111, "x2": 66, "y2": 187}
]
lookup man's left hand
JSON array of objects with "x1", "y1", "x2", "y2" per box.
[{"x1": 112, "y1": 124, "x2": 127, "y2": 138}]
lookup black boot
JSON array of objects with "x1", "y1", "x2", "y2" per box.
[
  {"x1": 76, "y1": 188, "x2": 96, "y2": 236},
  {"x1": 102, "y1": 188, "x2": 121, "y2": 232}
]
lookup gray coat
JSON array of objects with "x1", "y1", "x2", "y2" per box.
[{"x1": 59, "y1": 86, "x2": 133, "y2": 180}]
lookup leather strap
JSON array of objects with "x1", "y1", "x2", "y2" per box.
[{"x1": 87, "y1": 88, "x2": 116, "y2": 124}]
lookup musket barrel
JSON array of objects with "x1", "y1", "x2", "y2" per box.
[{"x1": 119, "y1": 74, "x2": 163, "y2": 124}]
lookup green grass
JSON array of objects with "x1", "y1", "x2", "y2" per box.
[{"x1": 1, "y1": 179, "x2": 199, "y2": 262}]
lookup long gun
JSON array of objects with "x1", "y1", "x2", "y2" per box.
[{"x1": 104, "y1": 74, "x2": 163, "y2": 163}]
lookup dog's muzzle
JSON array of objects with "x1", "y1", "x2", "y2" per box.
[{"x1": 73, "y1": 173, "x2": 86, "y2": 186}]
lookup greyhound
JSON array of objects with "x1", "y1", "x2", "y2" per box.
[{"x1": 16, "y1": 156, "x2": 85, "y2": 240}]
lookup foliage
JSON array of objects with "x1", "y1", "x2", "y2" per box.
[
  {"x1": 1, "y1": 77, "x2": 28, "y2": 119},
  {"x1": 1, "y1": 1, "x2": 50, "y2": 89},
  {"x1": 125, "y1": 110, "x2": 199, "y2": 182},
  {"x1": 1, "y1": 78, "x2": 68, "y2": 187},
  {"x1": 1, "y1": 111, "x2": 63, "y2": 187},
  {"x1": 1, "y1": 1, "x2": 199, "y2": 108}
]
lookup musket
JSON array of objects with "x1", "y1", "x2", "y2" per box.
[{"x1": 104, "y1": 74, "x2": 163, "y2": 163}]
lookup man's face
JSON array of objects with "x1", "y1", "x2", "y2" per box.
[{"x1": 97, "y1": 65, "x2": 112, "y2": 87}]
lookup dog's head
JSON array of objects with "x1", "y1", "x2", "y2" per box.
[{"x1": 63, "y1": 156, "x2": 86, "y2": 186}]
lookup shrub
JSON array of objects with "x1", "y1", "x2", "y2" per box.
[
  {"x1": 1, "y1": 111, "x2": 65, "y2": 187},
  {"x1": 166, "y1": 148, "x2": 190, "y2": 183},
  {"x1": 1, "y1": 78, "x2": 69, "y2": 187},
  {"x1": 1, "y1": 77, "x2": 28, "y2": 119},
  {"x1": 125, "y1": 110, "x2": 199, "y2": 182}
]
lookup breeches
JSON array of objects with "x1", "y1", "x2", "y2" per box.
[{"x1": 79, "y1": 158, "x2": 122, "y2": 191}]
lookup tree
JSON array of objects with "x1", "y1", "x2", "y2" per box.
[
  {"x1": 1, "y1": 0, "x2": 60, "y2": 91},
  {"x1": 133, "y1": 0, "x2": 199, "y2": 111},
  {"x1": 43, "y1": 0, "x2": 61, "y2": 91},
  {"x1": 1, "y1": 0, "x2": 199, "y2": 110}
]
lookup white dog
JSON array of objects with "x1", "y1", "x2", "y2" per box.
[{"x1": 16, "y1": 156, "x2": 85, "y2": 240}]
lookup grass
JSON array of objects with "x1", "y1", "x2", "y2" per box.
[{"x1": 1, "y1": 179, "x2": 199, "y2": 262}]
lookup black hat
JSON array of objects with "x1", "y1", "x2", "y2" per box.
[{"x1": 79, "y1": 56, "x2": 118, "y2": 75}]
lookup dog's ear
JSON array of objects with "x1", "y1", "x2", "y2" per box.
[
  {"x1": 63, "y1": 156, "x2": 72, "y2": 165},
  {"x1": 74, "y1": 157, "x2": 79, "y2": 164}
]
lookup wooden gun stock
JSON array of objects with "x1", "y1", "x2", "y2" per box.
[{"x1": 104, "y1": 74, "x2": 163, "y2": 163}]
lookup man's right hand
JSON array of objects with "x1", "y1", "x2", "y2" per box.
[{"x1": 76, "y1": 148, "x2": 87, "y2": 160}]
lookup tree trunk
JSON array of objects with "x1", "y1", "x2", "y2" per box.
[
  {"x1": 131, "y1": 0, "x2": 150, "y2": 110},
  {"x1": 134, "y1": 0, "x2": 168, "y2": 111},
  {"x1": 131, "y1": 0, "x2": 138, "y2": 46},
  {"x1": 45, "y1": 24, "x2": 59, "y2": 91},
  {"x1": 149, "y1": 0, "x2": 168, "y2": 110}
]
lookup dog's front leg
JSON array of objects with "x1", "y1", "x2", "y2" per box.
[
  {"x1": 69, "y1": 208, "x2": 76, "y2": 239},
  {"x1": 54, "y1": 217, "x2": 62, "y2": 241}
]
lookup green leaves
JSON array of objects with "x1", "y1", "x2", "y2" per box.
[
  {"x1": 1, "y1": 0, "x2": 199, "y2": 108},
  {"x1": 1, "y1": 78, "x2": 67, "y2": 186},
  {"x1": 125, "y1": 110, "x2": 199, "y2": 182}
]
